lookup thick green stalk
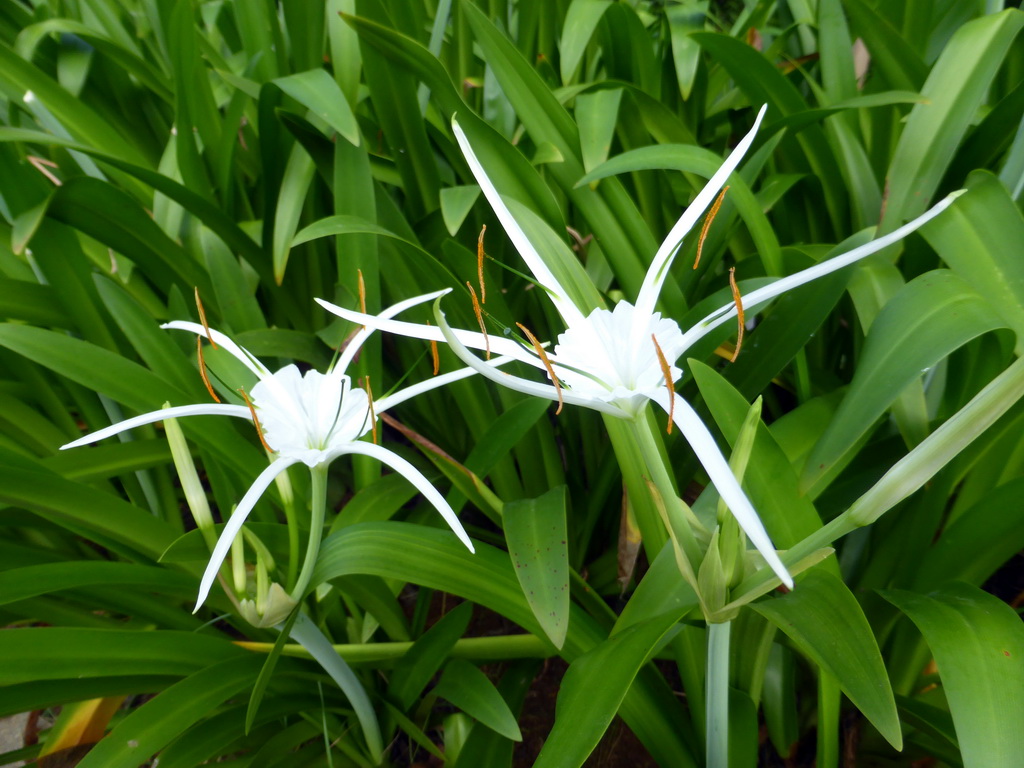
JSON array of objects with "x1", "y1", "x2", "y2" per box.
[
  {"x1": 291, "y1": 464, "x2": 328, "y2": 601},
  {"x1": 706, "y1": 620, "x2": 732, "y2": 768}
]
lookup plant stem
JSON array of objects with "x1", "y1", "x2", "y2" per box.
[
  {"x1": 706, "y1": 620, "x2": 732, "y2": 768},
  {"x1": 291, "y1": 464, "x2": 328, "y2": 602},
  {"x1": 238, "y1": 632, "x2": 553, "y2": 663}
]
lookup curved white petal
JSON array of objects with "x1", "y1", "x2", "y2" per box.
[
  {"x1": 161, "y1": 320, "x2": 270, "y2": 379},
  {"x1": 434, "y1": 299, "x2": 628, "y2": 418},
  {"x1": 633, "y1": 104, "x2": 767, "y2": 338},
  {"x1": 315, "y1": 296, "x2": 538, "y2": 363},
  {"x1": 332, "y1": 289, "x2": 451, "y2": 376},
  {"x1": 334, "y1": 440, "x2": 475, "y2": 553},
  {"x1": 678, "y1": 190, "x2": 963, "y2": 353},
  {"x1": 194, "y1": 456, "x2": 299, "y2": 612},
  {"x1": 61, "y1": 403, "x2": 252, "y2": 449},
  {"x1": 650, "y1": 390, "x2": 793, "y2": 588},
  {"x1": 451, "y1": 117, "x2": 585, "y2": 328},
  {"x1": 375, "y1": 353, "x2": 520, "y2": 413}
]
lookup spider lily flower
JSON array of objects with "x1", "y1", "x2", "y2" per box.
[
  {"x1": 318, "y1": 108, "x2": 962, "y2": 590},
  {"x1": 61, "y1": 291, "x2": 499, "y2": 611}
]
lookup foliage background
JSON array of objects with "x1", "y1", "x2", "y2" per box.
[{"x1": 1, "y1": 0, "x2": 1023, "y2": 766}]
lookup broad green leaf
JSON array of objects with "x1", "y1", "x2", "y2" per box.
[
  {"x1": 75, "y1": 656, "x2": 264, "y2": 768},
  {"x1": 274, "y1": 69, "x2": 360, "y2": 145},
  {"x1": 921, "y1": 171, "x2": 1024, "y2": 353},
  {"x1": 533, "y1": 610, "x2": 687, "y2": 768},
  {"x1": 0, "y1": 628, "x2": 244, "y2": 684},
  {"x1": 843, "y1": 0, "x2": 928, "y2": 91},
  {"x1": 881, "y1": 9, "x2": 1024, "y2": 235},
  {"x1": 0, "y1": 562, "x2": 195, "y2": 606},
  {"x1": 804, "y1": 270, "x2": 1005, "y2": 491},
  {"x1": 883, "y1": 583, "x2": 1024, "y2": 768},
  {"x1": 666, "y1": 2, "x2": 708, "y2": 100},
  {"x1": 388, "y1": 601, "x2": 472, "y2": 710},
  {"x1": 576, "y1": 88, "x2": 621, "y2": 174},
  {"x1": 0, "y1": 279, "x2": 67, "y2": 326},
  {"x1": 272, "y1": 143, "x2": 316, "y2": 284},
  {"x1": 434, "y1": 659, "x2": 522, "y2": 741},
  {"x1": 440, "y1": 185, "x2": 482, "y2": 235},
  {"x1": 504, "y1": 486, "x2": 570, "y2": 649},
  {"x1": 559, "y1": 0, "x2": 612, "y2": 85},
  {"x1": 753, "y1": 569, "x2": 901, "y2": 749}
]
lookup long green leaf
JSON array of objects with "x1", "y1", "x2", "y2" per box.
[{"x1": 883, "y1": 583, "x2": 1024, "y2": 768}]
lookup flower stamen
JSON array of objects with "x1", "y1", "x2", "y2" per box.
[
  {"x1": 517, "y1": 322, "x2": 563, "y2": 415},
  {"x1": 651, "y1": 334, "x2": 675, "y2": 434},
  {"x1": 357, "y1": 269, "x2": 367, "y2": 329},
  {"x1": 238, "y1": 386, "x2": 273, "y2": 453},
  {"x1": 729, "y1": 267, "x2": 745, "y2": 362},
  {"x1": 477, "y1": 225, "x2": 487, "y2": 304},
  {"x1": 196, "y1": 336, "x2": 221, "y2": 403},
  {"x1": 467, "y1": 282, "x2": 490, "y2": 360},
  {"x1": 195, "y1": 288, "x2": 218, "y2": 349},
  {"x1": 364, "y1": 375, "x2": 378, "y2": 445},
  {"x1": 694, "y1": 186, "x2": 730, "y2": 270},
  {"x1": 426, "y1": 320, "x2": 440, "y2": 376}
]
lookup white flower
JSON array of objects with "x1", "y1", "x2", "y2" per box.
[
  {"x1": 61, "y1": 291, "x2": 496, "y2": 611},
  {"x1": 317, "y1": 107, "x2": 962, "y2": 590}
]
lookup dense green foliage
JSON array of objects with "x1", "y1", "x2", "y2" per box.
[{"x1": 1, "y1": 0, "x2": 1023, "y2": 766}]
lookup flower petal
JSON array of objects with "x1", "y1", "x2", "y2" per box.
[
  {"x1": 161, "y1": 321, "x2": 270, "y2": 379},
  {"x1": 633, "y1": 104, "x2": 767, "y2": 337},
  {"x1": 678, "y1": 190, "x2": 964, "y2": 353},
  {"x1": 434, "y1": 297, "x2": 628, "y2": 418},
  {"x1": 650, "y1": 390, "x2": 794, "y2": 588},
  {"x1": 315, "y1": 295, "x2": 538, "y2": 364},
  {"x1": 194, "y1": 456, "x2": 300, "y2": 612},
  {"x1": 451, "y1": 117, "x2": 585, "y2": 328},
  {"x1": 61, "y1": 403, "x2": 252, "y2": 449},
  {"x1": 335, "y1": 440, "x2": 475, "y2": 553},
  {"x1": 375, "y1": 353, "x2": 521, "y2": 413}
]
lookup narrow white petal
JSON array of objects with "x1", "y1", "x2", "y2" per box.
[
  {"x1": 161, "y1": 321, "x2": 270, "y2": 379},
  {"x1": 315, "y1": 296, "x2": 537, "y2": 362},
  {"x1": 61, "y1": 404, "x2": 251, "y2": 449},
  {"x1": 679, "y1": 190, "x2": 964, "y2": 353},
  {"x1": 331, "y1": 289, "x2": 450, "y2": 375},
  {"x1": 650, "y1": 390, "x2": 794, "y2": 588},
  {"x1": 336, "y1": 441, "x2": 475, "y2": 553},
  {"x1": 633, "y1": 104, "x2": 767, "y2": 332},
  {"x1": 451, "y1": 117, "x2": 585, "y2": 328},
  {"x1": 193, "y1": 456, "x2": 299, "y2": 612},
  {"x1": 434, "y1": 299, "x2": 628, "y2": 417},
  {"x1": 375, "y1": 353, "x2": 520, "y2": 413}
]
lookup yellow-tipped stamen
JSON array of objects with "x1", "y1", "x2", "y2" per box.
[
  {"x1": 517, "y1": 322, "x2": 563, "y2": 415},
  {"x1": 195, "y1": 288, "x2": 218, "y2": 349},
  {"x1": 357, "y1": 269, "x2": 367, "y2": 316},
  {"x1": 426, "y1": 320, "x2": 440, "y2": 376},
  {"x1": 651, "y1": 334, "x2": 675, "y2": 435},
  {"x1": 363, "y1": 376, "x2": 378, "y2": 445},
  {"x1": 477, "y1": 225, "x2": 487, "y2": 304},
  {"x1": 196, "y1": 336, "x2": 221, "y2": 403},
  {"x1": 729, "y1": 267, "x2": 745, "y2": 362},
  {"x1": 694, "y1": 186, "x2": 730, "y2": 270},
  {"x1": 238, "y1": 387, "x2": 273, "y2": 453},
  {"x1": 467, "y1": 282, "x2": 490, "y2": 360}
]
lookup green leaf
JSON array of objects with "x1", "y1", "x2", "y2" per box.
[
  {"x1": 0, "y1": 562, "x2": 195, "y2": 606},
  {"x1": 434, "y1": 659, "x2": 522, "y2": 741},
  {"x1": 274, "y1": 69, "x2": 360, "y2": 145},
  {"x1": 883, "y1": 583, "x2": 1024, "y2": 768},
  {"x1": 504, "y1": 486, "x2": 570, "y2": 649},
  {"x1": 388, "y1": 601, "x2": 473, "y2": 711},
  {"x1": 559, "y1": 0, "x2": 612, "y2": 84},
  {"x1": 0, "y1": 628, "x2": 244, "y2": 683},
  {"x1": 440, "y1": 185, "x2": 482, "y2": 236},
  {"x1": 533, "y1": 610, "x2": 685, "y2": 768},
  {"x1": 804, "y1": 270, "x2": 1005, "y2": 492},
  {"x1": 75, "y1": 656, "x2": 264, "y2": 768},
  {"x1": 881, "y1": 9, "x2": 1024, "y2": 234},
  {"x1": 753, "y1": 569, "x2": 901, "y2": 749},
  {"x1": 921, "y1": 171, "x2": 1024, "y2": 353}
]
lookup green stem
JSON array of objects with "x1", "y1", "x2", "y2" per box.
[
  {"x1": 817, "y1": 670, "x2": 841, "y2": 768},
  {"x1": 291, "y1": 465, "x2": 328, "y2": 602},
  {"x1": 628, "y1": 415, "x2": 703, "y2": 570},
  {"x1": 240, "y1": 632, "x2": 553, "y2": 664},
  {"x1": 706, "y1": 620, "x2": 732, "y2": 768}
]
